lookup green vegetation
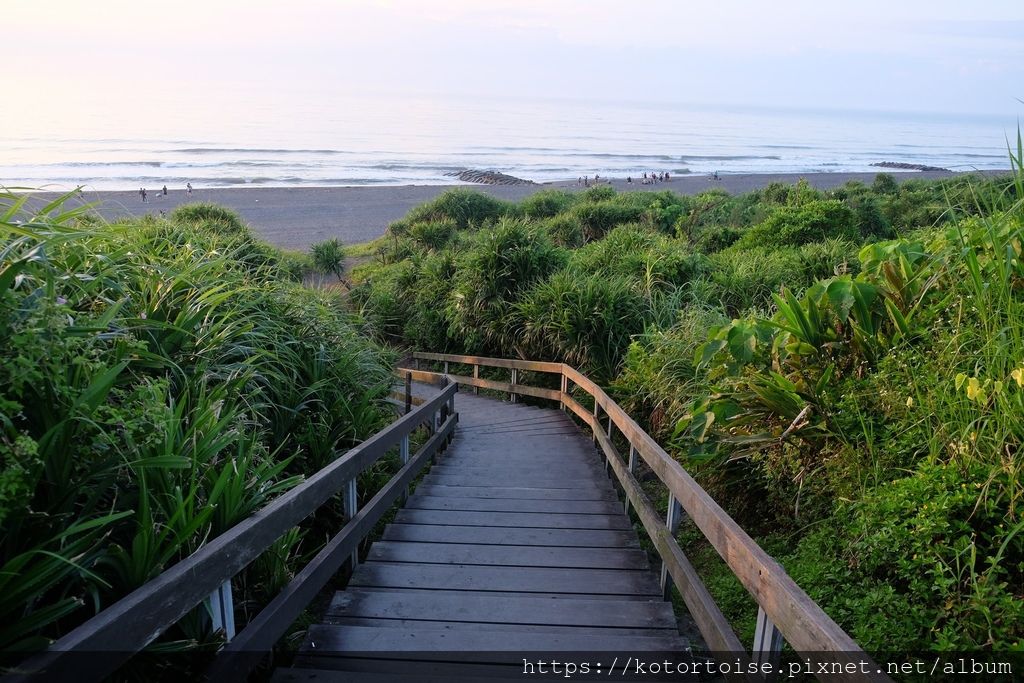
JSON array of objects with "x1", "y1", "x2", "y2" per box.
[
  {"x1": 0, "y1": 195, "x2": 392, "y2": 659},
  {"x1": 350, "y1": 165, "x2": 1023, "y2": 652},
  {"x1": 311, "y1": 236, "x2": 347, "y2": 282}
]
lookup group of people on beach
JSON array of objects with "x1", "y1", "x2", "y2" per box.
[
  {"x1": 577, "y1": 171, "x2": 673, "y2": 187},
  {"x1": 576, "y1": 174, "x2": 606, "y2": 187},
  {"x1": 630, "y1": 171, "x2": 670, "y2": 185},
  {"x1": 140, "y1": 183, "x2": 192, "y2": 202}
]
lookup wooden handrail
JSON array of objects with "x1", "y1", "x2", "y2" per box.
[
  {"x1": 8, "y1": 382, "x2": 458, "y2": 683},
  {"x1": 413, "y1": 351, "x2": 889, "y2": 682}
]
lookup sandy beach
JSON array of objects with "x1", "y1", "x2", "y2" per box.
[{"x1": 27, "y1": 170, "x2": 1009, "y2": 251}]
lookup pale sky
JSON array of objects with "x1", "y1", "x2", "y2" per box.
[{"x1": 7, "y1": 0, "x2": 1023, "y2": 116}]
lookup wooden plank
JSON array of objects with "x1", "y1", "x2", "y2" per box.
[
  {"x1": 367, "y1": 541, "x2": 650, "y2": 569},
  {"x1": 420, "y1": 473, "x2": 606, "y2": 490},
  {"x1": 344, "y1": 586, "x2": 650, "y2": 601},
  {"x1": 280, "y1": 661, "x2": 530, "y2": 681},
  {"x1": 393, "y1": 509, "x2": 630, "y2": 530},
  {"x1": 411, "y1": 484, "x2": 616, "y2": 502},
  {"x1": 427, "y1": 464, "x2": 606, "y2": 480},
  {"x1": 326, "y1": 589, "x2": 676, "y2": 628},
  {"x1": 274, "y1": 668, "x2": 529, "y2": 683},
  {"x1": 405, "y1": 495, "x2": 620, "y2": 515},
  {"x1": 301, "y1": 623, "x2": 686, "y2": 652},
  {"x1": 325, "y1": 618, "x2": 674, "y2": 636},
  {"x1": 206, "y1": 415, "x2": 458, "y2": 681},
  {"x1": 348, "y1": 563, "x2": 662, "y2": 596},
  {"x1": 6, "y1": 382, "x2": 459, "y2": 683},
  {"x1": 382, "y1": 523, "x2": 639, "y2": 548}
]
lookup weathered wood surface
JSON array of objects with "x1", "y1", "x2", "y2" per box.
[
  {"x1": 402, "y1": 353, "x2": 890, "y2": 682},
  {"x1": 277, "y1": 391, "x2": 690, "y2": 681}
]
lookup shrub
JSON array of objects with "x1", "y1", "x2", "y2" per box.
[
  {"x1": 515, "y1": 272, "x2": 645, "y2": 381},
  {"x1": 169, "y1": 202, "x2": 250, "y2": 236},
  {"x1": 567, "y1": 225, "x2": 706, "y2": 295},
  {"x1": 571, "y1": 200, "x2": 646, "y2": 241},
  {"x1": 736, "y1": 199, "x2": 858, "y2": 249},
  {"x1": 404, "y1": 188, "x2": 513, "y2": 229},
  {"x1": 311, "y1": 237, "x2": 346, "y2": 280},
  {"x1": 519, "y1": 190, "x2": 577, "y2": 219},
  {"x1": 447, "y1": 218, "x2": 567, "y2": 354}
]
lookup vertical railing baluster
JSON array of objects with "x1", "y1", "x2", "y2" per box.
[
  {"x1": 444, "y1": 361, "x2": 449, "y2": 375},
  {"x1": 404, "y1": 371, "x2": 412, "y2": 415},
  {"x1": 559, "y1": 373, "x2": 568, "y2": 412},
  {"x1": 473, "y1": 364, "x2": 480, "y2": 395},
  {"x1": 344, "y1": 478, "x2": 359, "y2": 568},
  {"x1": 660, "y1": 494, "x2": 683, "y2": 600},
  {"x1": 510, "y1": 367, "x2": 518, "y2": 403},
  {"x1": 400, "y1": 433, "x2": 411, "y2": 501},
  {"x1": 208, "y1": 579, "x2": 236, "y2": 641},
  {"x1": 752, "y1": 606, "x2": 784, "y2": 680},
  {"x1": 624, "y1": 443, "x2": 638, "y2": 515}
]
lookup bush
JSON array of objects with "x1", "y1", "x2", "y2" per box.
[
  {"x1": 515, "y1": 272, "x2": 645, "y2": 381},
  {"x1": 311, "y1": 237, "x2": 346, "y2": 280},
  {"x1": 447, "y1": 218, "x2": 567, "y2": 354},
  {"x1": 567, "y1": 225, "x2": 706, "y2": 294},
  {"x1": 519, "y1": 190, "x2": 578, "y2": 219},
  {"x1": 736, "y1": 199, "x2": 858, "y2": 249},
  {"x1": 404, "y1": 188, "x2": 513, "y2": 229},
  {"x1": 169, "y1": 202, "x2": 250, "y2": 237},
  {"x1": 571, "y1": 200, "x2": 646, "y2": 241}
]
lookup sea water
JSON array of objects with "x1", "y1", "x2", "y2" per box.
[{"x1": 1, "y1": 90, "x2": 1015, "y2": 191}]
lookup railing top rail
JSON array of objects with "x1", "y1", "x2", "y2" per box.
[
  {"x1": 413, "y1": 351, "x2": 563, "y2": 374},
  {"x1": 9, "y1": 383, "x2": 457, "y2": 683}
]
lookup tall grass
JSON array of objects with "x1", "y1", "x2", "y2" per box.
[{"x1": 0, "y1": 195, "x2": 392, "y2": 658}]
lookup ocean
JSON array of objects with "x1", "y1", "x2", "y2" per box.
[{"x1": 1, "y1": 92, "x2": 1016, "y2": 191}]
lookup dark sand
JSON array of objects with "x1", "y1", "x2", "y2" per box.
[{"x1": 28, "y1": 170, "x2": 1009, "y2": 251}]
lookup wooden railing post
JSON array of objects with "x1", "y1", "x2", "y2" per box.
[
  {"x1": 473, "y1": 364, "x2": 480, "y2": 394},
  {"x1": 753, "y1": 606, "x2": 784, "y2": 680},
  {"x1": 400, "y1": 434, "x2": 411, "y2": 501},
  {"x1": 443, "y1": 361, "x2": 449, "y2": 375},
  {"x1": 344, "y1": 478, "x2": 359, "y2": 568},
  {"x1": 208, "y1": 580, "x2": 236, "y2": 641},
  {"x1": 660, "y1": 493, "x2": 683, "y2": 600},
  {"x1": 510, "y1": 367, "x2": 518, "y2": 403},
  {"x1": 404, "y1": 371, "x2": 412, "y2": 415},
  {"x1": 560, "y1": 372, "x2": 568, "y2": 412},
  {"x1": 592, "y1": 400, "x2": 600, "y2": 444},
  {"x1": 624, "y1": 443, "x2": 638, "y2": 515}
]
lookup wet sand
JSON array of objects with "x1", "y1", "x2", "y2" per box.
[{"x1": 26, "y1": 170, "x2": 1008, "y2": 251}]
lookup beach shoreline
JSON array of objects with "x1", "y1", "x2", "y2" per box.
[{"x1": 25, "y1": 169, "x2": 1011, "y2": 251}]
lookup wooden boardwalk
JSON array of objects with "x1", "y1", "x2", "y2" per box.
[{"x1": 274, "y1": 390, "x2": 689, "y2": 681}]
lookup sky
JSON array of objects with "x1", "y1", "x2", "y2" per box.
[{"x1": 6, "y1": 0, "x2": 1024, "y2": 117}]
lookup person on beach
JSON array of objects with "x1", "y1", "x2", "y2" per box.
[
  {"x1": 186, "y1": 182, "x2": 193, "y2": 196},
  {"x1": 162, "y1": 185, "x2": 168, "y2": 196},
  {"x1": 665, "y1": 171, "x2": 670, "y2": 181},
  {"x1": 627, "y1": 176, "x2": 632, "y2": 183},
  {"x1": 141, "y1": 188, "x2": 147, "y2": 202},
  {"x1": 577, "y1": 177, "x2": 582, "y2": 186}
]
